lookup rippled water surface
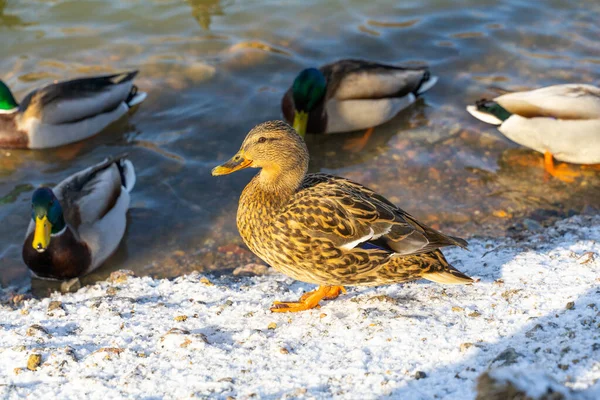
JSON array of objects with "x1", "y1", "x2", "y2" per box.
[{"x1": 1, "y1": 0, "x2": 599, "y2": 289}]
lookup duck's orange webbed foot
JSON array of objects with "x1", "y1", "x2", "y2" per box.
[
  {"x1": 270, "y1": 285, "x2": 346, "y2": 313},
  {"x1": 343, "y1": 127, "x2": 374, "y2": 153},
  {"x1": 544, "y1": 151, "x2": 579, "y2": 183}
]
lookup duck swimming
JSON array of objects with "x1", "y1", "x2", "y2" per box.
[
  {"x1": 0, "y1": 71, "x2": 146, "y2": 149},
  {"x1": 281, "y1": 59, "x2": 438, "y2": 150},
  {"x1": 23, "y1": 155, "x2": 136, "y2": 280},
  {"x1": 467, "y1": 84, "x2": 600, "y2": 182}
]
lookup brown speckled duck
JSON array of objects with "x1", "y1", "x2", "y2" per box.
[{"x1": 212, "y1": 120, "x2": 472, "y2": 313}]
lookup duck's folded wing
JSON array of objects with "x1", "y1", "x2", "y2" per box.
[
  {"x1": 19, "y1": 71, "x2": 138, "y2": 125},
  {"x1": 285, "y1": 174, "x2": 467, "y2": 256},
  {"x1": 55, "y1": 156, "x2": 127, "y2": 229},
  {"x1": 496, "y1": 84, "x2": 600, "y2": 120},
  {"x1": 321, "y1": 59, "x2": 429, "y2": 101}
]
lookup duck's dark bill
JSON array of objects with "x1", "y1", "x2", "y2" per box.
[
  {"x1": 212, "y1": 153, "x2": 253, "y2": 176},
  {"x1": 33, "y1": 216, "x2": 51, "y2": 252}
]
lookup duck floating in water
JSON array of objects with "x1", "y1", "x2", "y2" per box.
[
  {"x1": 23, "y1": 155, "x2": 136, "y2": 280},
  {"x1": 281, "y1": 59, "x2": 438, "y2": 151},
  {"x1": 212, "y1": 120, "x2": 472, "y2": 313},
  {"x1": 467, "y1": 84, "x2": 600, "y2": 182},
  {"x1": 0, "y1": 71, "x2": 146, "y2": 149}
]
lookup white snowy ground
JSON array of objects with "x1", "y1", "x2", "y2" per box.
[{"x1": 1, "y1": 216, "x2": 599, "y2": 400}]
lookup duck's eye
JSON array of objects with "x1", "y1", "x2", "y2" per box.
[{"x1": 257, "y1": 137, "x2": 267, "y2": 143}]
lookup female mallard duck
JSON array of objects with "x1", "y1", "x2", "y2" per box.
[
  {"x1": 212, "y1": 121, "x2": 472, "y2": 313},
  {"x1": 281, "y1": 59, "x2": 438, "y2": 149},
  {"x1": 466, "y1": 84, "x2": 600, "y2": 182},
  {"x1": 22, "y1": 155, "x2": 136, "y2": 280},
  {"x1": 0, "y1": 71, "x2": 147, "y2": 149}
]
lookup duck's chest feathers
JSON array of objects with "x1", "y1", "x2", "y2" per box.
[
  {"x1": 0, "y1": 113, "x2": 28, "y2": 148},
  {"x1": 236, "y1": 178, "x2": 289, "y2": 259},
  {"x1": 22, "y1": 228, "x2": 92, "y2": 280}
]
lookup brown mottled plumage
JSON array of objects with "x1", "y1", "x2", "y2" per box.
[{"x1": 212, "y1": 121, "x2": 472, "y2": 312}]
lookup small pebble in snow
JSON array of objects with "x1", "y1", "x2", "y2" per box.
[
  {"x1": 468, "y1": 311, "x2": 482, "y2": 318},
  {"x1": 320, "y1": 313, "x2": 327, "y2": 319},
  {"x1": 60, "y1": 278, "x2": 81, "y2": 293},
  {"x1": 108, "y1": 270, "x2": 135, "y2": 284},
  {"x1": 558, "y1": 364, "x2": 569, "y2": 370},
  {"x1": 200, "y1": 277, "x2": 214, "y2": 286},
  {"x1": 460, "y1": 343, "x2": 473, "y2": 352},
  {"x1": 26, "y1": 324, "x2": 50, "y2": 337},
  {"x1": 566, "y1": 301, "x2": 575, "y2": 310},
  {"x1": 280, "y1": 347, "x2": 290, "y2": 354},
  {"x1": 27, "y1": 353, "x2": 42, "y2": 371},
  {"x1": 174, "y1": 315, "x2": 188, "y2": 322},
  {"x1": 452, "y1": 306, "x2": 464, "y2": 312},
  {"x1": 106, "y1": 287, "x2": 118, "y2": 296},
  {"x1": 414, "y1": 371, "x2": 427, "y2": 380},
  {"x1": 490, "y1": 347, "x2": 523, "y2": 368},
  {"x1": 268, "y1": 322, "x2": 277, "y2": 330},
  {"x1": 47, "y1": 301, "x2": 64, "y2": 316}
]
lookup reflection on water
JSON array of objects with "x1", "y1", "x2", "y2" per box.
[
  {"x1": 0, "y1": 0, "x2": 599, "y2": 291},
  {"x1": 187, "y1": 0, "x2": 226, "y2": 31}
]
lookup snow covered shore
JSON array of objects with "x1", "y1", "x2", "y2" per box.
[{"x1": 1, "y1": 216, "x2": 599, "y2": 399}]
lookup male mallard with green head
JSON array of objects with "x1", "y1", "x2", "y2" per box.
[
  {"x1": 281, "y1": 59, "x2": 438, "y2": 150},
  {"x1": 212, "y1": 121, "x2": 471, "y2": 313},
  {"x1": 0, "y1": 71, "x2": 146, "y2": 149},
  {"x1": 467, "y1": 84, "x2": 600, "y2": 182},
  {"x1": 23, "y1": 155, "x2": 136, "y2": 280}
]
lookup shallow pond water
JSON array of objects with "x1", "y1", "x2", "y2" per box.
[{"x1": 1, "y1": 0, "x2": 599, "y2": 290}]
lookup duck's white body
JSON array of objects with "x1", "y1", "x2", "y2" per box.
[
  {"x1": 324, "y1": 67, "x2": 438, "y2": 133},
  {"x1": 0, "y1": 71, "x2": 146, "y2": 149},
  {"x1": 23, "y1": 156, "x2": 136, "y2": 280},
  {"x1": 467, "y1": 84, "x2": 600, "y2": 164},
  {"x1": 282, "y1": 59, "x2": 438, "y2": 135}
]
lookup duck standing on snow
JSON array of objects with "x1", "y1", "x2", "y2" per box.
[
  {"x1": 23, "y1": 155, "x2": 136, "y2": 280},
  {"x1": 0, "y1": 71, "x2": 147, "y2": 149},
  {"x1": 212, "y1": 121, "x2": 472, "y2": 313},
  {"x1": 281, "y1": 59, "x2": 438, "y2": 151},
  {"x1": 466, "y1": 84, "x2": 600, "y2": 182}
]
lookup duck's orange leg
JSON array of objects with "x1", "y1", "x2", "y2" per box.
[
  {"x1": 271, "y1": 286, "x2": 346, "y2": 313},
  {"x1": 343, "y1": 127, "x2": 374, "y2": 153},
  {"x1": 544, "y1": 151, "x2": 579, "y2": 183}
]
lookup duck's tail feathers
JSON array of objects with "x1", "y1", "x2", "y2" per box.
[
  {"x1": 422, "y1": 267, "x2": 473, "y2": 284},
  {"x1": 420, "y1": 250, "x2": 473, "y2": 285},
  {"x1": 114, "y1": 70, "x2": 139, "y2": 84},
  {"x1": 117, "y1": 158, "x2": 136, "y2": 192},
  {"x1": 125, "y1": 85, "x2": 147, "y2": 107},
  {"x1": 466, "y1": 99, "x2": 511, "y2": 125},
  {"x1": 416, "y1": 71, "x2": 438, "y2": 95}
]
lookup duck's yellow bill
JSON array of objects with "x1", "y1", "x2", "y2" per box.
[
  {"x1": 293, "y1": 111, "x2": 308, "y2": 138},
  {"x1": 33, "y1": 215, "x2": 52, "y2": 253},
  {"x1": 211, "y1": 152, "x2": 253, "y2": 176}
]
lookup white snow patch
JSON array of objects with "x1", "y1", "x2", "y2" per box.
[{"x1": 0, "y1": 215, "x2": 599, "y2": 399}]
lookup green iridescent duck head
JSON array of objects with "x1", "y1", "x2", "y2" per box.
[
  {"x1": 0, "y1": 81, "x2": 18, "y2": 112},
  {"x1": 30, "y1": 187, "x2": 66, "y2": 252},
  {"x1": 291, "y1": 68, "x2": 327, "y2": 137}
]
